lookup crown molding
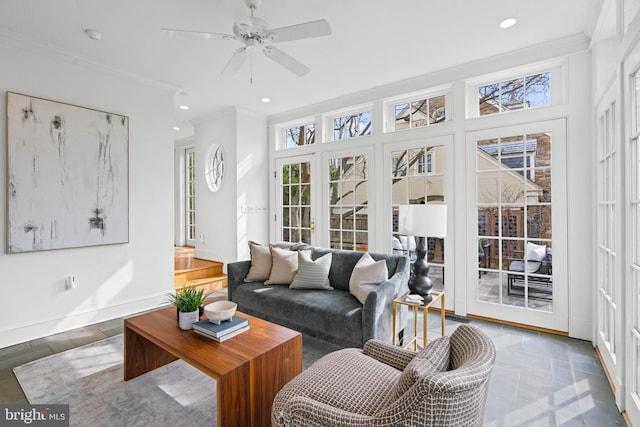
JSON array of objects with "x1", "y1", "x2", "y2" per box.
[{"x1": 0, "y1": 29, "x2": 179, "y2": 93}]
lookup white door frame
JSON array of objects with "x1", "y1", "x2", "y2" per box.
[
  {"x1": 274, "y1": 154, "x2": 319, "y2": 246},
  {"x1": 465, "y1": 119, "x2": 569, "y2": 332}
]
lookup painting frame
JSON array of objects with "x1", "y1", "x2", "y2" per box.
[{"x1": 6, "y1": 92, "x2": 129, "y2": 253}]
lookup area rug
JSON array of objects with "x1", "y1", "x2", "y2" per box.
[{"x1": 14, "y1": 334, "x2": 340, "y2": 427}]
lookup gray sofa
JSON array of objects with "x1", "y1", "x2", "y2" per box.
[{"x1": 227, "y1": 248, "x2": 410, "y2": 348}]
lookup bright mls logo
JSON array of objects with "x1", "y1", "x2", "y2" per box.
[{"x1": 1, "y1": 404, "x2": 69, "y2": 426}]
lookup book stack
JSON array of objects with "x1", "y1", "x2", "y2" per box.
[{"x1": 192, "y1": 316, "x2": 249, "y2": 342}]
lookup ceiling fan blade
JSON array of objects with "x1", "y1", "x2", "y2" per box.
[
  {"x1": 222, "y1": 48, "x2": 248, "y2": 75},
  {"x1": 263, "y1": 46, "x2": 309, "y2": 76},
  {"x1": 268, "y1": 19, "x2": 331, "y2": 43},
  {"x1": 161, "y1": 28, "x2": 236, "y2": 41}
]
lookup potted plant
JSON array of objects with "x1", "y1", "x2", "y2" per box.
[{"x1": 167, "y1": 286, "x2": 210, "y2": 330}]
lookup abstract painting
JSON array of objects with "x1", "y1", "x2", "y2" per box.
[{"x1": 6, "y1": 92, "x2": 129, "y2": 253}]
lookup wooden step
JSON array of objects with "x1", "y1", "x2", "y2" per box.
[{"x1": 175, "y1": 275, "x2": 228, "y2": 293}]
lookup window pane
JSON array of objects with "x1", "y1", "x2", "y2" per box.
[
  {"x1": 395, "y1": 103, "x2": 410, "y2": 130},
  {"x1": 501, "y1": 78, "x2": 524, "y2": 111},
  {"x1": 392, "y1": 152, "x2": 407, "y2": 177},
  {"x1": 333, "y1": 112, "x2": 372, "y2": 140},
  {"x1": 429, "y1": 95, "x2": 446, "y2": 124},
  {"x1": 525, "y1": 73, "x2": 550, "y2": 108},
  {"x1": 284, "y1": 123, "x2": 315, "y2": 148},
  {"x1": 410, "y1": 100, "x2": 428, "y2": 128},
  {"x1": 409, "y1": 148, "x2": 424, "y2": 176},
  {"x1": 479, "y1": 83, "x2": 500, "y2": 116}
]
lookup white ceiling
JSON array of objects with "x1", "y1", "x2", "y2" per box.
[{"x1": 0, "y1": 0, "x2": 599, "y2": 136}]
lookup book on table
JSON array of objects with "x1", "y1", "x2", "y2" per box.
[
  {"x1": 195, "y1": 325, "x2": 250, "y2": 342},
  {"x1": 192, "y1": 315, "x2": 249, "y2": 338}
]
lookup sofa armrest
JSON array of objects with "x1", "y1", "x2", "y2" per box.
[
  {"x1": 227, "y1": 260, "x2": 251, "y2": 302},
  {"x1": 362, "y1": 256, "x2": 410, "y2": 345},
  {"x1": 363, "y1": 339, "x2": 416, "y2": 371}
]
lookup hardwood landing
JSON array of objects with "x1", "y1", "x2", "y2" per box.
[{"x1": 174, "y1": 246, "x2": 227, "y2": 292}]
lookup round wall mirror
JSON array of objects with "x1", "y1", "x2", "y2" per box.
[{"x1": 205, "y1": 144, "x2": 225, "y2": 192}]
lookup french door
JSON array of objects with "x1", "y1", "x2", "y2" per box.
[
  {"x1": 185, "y1": 147, "x2": 196, "y2": 247},
  {"x1": 275, "y1": 156, "x2": 317, "y2": 245},
  {"x1": 466, "y1": 119, "x2": 568, "y2": 331},
  {"x1": 595, "y1": 81, "x2": 623, "y2": 407},
  {"x1": 323, "y1": 148, "x2": 373, "y2": 251},
  {"x1": 384, "y1": 135, "x2": 454, "y2": 304}
]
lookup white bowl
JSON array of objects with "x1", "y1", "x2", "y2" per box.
[{"x1": 204, "y1": 301, "x2": 237, "y2": 324}]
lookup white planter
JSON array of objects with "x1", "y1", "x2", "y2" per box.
[{"x1": 178, "y1": 310, "x2": 199, "y2": 330}]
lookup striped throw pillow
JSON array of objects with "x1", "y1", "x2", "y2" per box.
[{"x1": 289, "y1": 251, "x2": 333, "y2": 290}]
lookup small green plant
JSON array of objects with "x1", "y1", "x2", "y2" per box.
[{"x1": 166, "y1": 286, "x2": 209, "y2": 312}]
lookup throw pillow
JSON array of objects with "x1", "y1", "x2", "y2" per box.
[
  {"x1": 244, "y1": 241, "x2": 272, "y2": 282},
  {"x1": 393, "y1": 335, "x2": 451, "y2": 399},
  {"x1": 524, "y1": 242, "x2": 546, "y2": 273},
  {"x1": 290, "y1": 251, "x2": 333, "y2": 290},
  {"x1": 264, "y1": 246, "x2": 302, "y2": 285},
  {"x1": 349, "y1": 253, "x2": 388, "y2": 304},
  {"x1": 525, "y1": 242, "x2": 546, "y2": 261}
]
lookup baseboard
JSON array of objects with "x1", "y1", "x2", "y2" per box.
[{"x1": 0, "y1": 293, "x2": 169, "y2": 349}]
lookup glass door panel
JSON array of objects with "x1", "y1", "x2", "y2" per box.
[
  {"x1": 276, "y1": 156, "x2": 315, "y2": 245},
  {"x1": 467, "y1": 120, "x2": 567, "y2": 332},
  {"x1": 327, "y1": 155, "x2": 369, "y2": 251},
  {"x1": 185, "y1": 147, "x2": 196, "y2": 247}
]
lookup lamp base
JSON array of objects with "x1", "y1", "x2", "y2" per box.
[{"x1": 408, "y1": 237, "x2": 433, "y2": 305}]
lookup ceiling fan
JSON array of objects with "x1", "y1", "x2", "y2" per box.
[{"x1": 161, "y1": 0, "x2": 331, "y2": 77}]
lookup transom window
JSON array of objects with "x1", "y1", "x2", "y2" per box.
[
  {"x1": 331, "y1": 111, "x2": 372, "y2": 141},
  {"x1": 284, "y1": 123, "x2": 315, "y2": 148},
  {"x1": 394, "y1": 95, "x2": 446, "y2": 131},
  {"x1": 479, "y1": 72, "x2": 550, "y2": 116}
]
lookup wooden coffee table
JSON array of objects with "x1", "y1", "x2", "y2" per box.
[{"x1": 124, "y1": 307, "x2": 302, "y2": 427}]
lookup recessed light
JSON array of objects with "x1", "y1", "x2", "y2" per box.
[
  {"x1": 261, "y1": 97, "x2": 271, "y2": 103},
  {"x1": 178, "y1": 105, "x2": 189, "y2": 110},
  {"x1": 499, "y1": 18, "x2": 517, "y2": 29},
  {"x1": 84, "y1": 29, "x2": 103, "y2": 40},
  {"x1": 173, "y1": 126, "x2": 180, "y2": 131}
]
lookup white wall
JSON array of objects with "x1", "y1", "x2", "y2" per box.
[
  {"x1": 0, "y1": 39, "x2": 175, "y2": 348},
  {"x1": 192, "y1": 108, "x2": 268, "y2": 269}
]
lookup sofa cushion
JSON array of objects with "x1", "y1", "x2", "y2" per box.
[
  {"x1": 349, "y1": 253, "x2": 388, "y2": 304},
  {"x1": 233, "y1": 282, "x2": 364, "y2": 347},
  {"x1": 290, "y1": 251, "x2": 333, "y2": 290},
  {"x1": 244, "y1": 241, "x2": 272, "y2": 282},
  {"x1": 393, "y1": 335, "x2": 450, "y2": 398},
  {"x1": 265, "y1": 247, "x2": 303, "y2": 285}
]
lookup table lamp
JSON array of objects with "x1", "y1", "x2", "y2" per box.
[{"x1": 398, "y1": 204, "x2": 447, "y2": 304}]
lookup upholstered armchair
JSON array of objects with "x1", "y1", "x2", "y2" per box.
[{"x1": 272, "y1": 324, "x2": 496, "y2": 427}]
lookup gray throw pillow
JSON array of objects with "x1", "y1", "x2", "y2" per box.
[
  {"x1": 393, "y1": 335, "x2": 451, "y2": 398},
  {"x1": 289, "y1": 251, "x2": 333, "y2": 290}
]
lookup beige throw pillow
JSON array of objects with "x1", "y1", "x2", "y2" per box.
[
  {"x1": 264, "y1": 247, "x2": 301, "y2": 285},
  {"x1": 244, "y1": 241, "x2": 272, "y2": 282},
  {"x1": 349, "y1": 253, "x2": 388, "y2": 304},
  {"x1": 290, "y1": 251, "x2": 332, "y2": 290}
]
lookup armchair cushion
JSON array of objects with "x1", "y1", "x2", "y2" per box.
[{"x1": 393, "y1": 335, "x2": 450, "y2": 399}]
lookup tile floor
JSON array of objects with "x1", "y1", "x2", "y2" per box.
[{"x1": 0, "y1": 292, "x2": 628, "y2": 426}]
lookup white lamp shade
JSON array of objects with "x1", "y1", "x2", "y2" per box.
[{"x1": 398, "y1": 204, "x2": 447, "y2": 238}]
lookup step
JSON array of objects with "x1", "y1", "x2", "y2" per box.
[
  {"x1": 175, "y1": 265, "x2": 223, "y2": 282},
  {"x1": 175, "y1": 275, "x2": 228, "y2": 293}
]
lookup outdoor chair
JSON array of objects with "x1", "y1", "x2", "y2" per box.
[{"x1": 507, "y1": 242, "x2": 553, "y2": 300}]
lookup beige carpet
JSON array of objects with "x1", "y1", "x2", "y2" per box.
[{"x1": 14, "y1": 333, "x2": 340, "y2": 427}]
